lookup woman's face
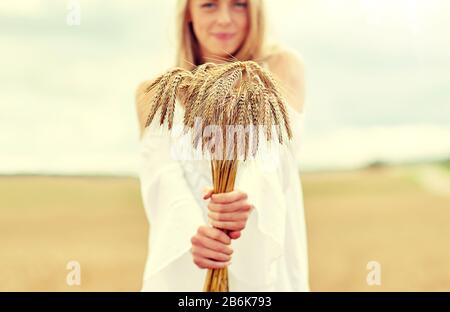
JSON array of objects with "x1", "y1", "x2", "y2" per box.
[{"x1": 189, "y1": 0, "x2": 249, "y2": 61}]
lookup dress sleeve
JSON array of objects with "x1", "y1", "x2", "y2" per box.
[
  {"x1": 227, "y1": 159, "x2": 287, "y2": 289},
  {"x1": 138, "y1": 120, "x2": 206, "y2": 283},
  {"x1": 225, "y1": 109, "x2": 305, "y2": 289}
]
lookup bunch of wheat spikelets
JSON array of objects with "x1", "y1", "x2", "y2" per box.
[
  {"x1": 145, "y1": 61, "x2": 292, "y2": 160},
  {"x1": 143, "y1": 60, "x2": 293, "y2": 292}
]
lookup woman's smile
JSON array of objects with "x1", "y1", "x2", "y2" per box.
[{"x1": 212, "y1": 32, "x2": 236, "y2": 41}]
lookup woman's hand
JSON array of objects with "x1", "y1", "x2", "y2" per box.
[
  {"x1": 203, "y1": 188, "x2": 254, "y2": 240},
  {"x1": 191, "y1": 225, "x2": 233, "y2": 269}
]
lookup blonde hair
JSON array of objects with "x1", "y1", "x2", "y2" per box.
[{"x1": 175, "y1": 0, "x2": 272, "y2": 70}]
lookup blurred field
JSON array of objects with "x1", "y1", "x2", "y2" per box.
[
  {"x1": 304, "y1": 164, "x2": 450, "y2": 291},
  {"x1": 1, "y1": 164, "x2": 450, "y2": 291},
  {"x1": 0, "y1": 176, "x2": 147, "y2": 292}
]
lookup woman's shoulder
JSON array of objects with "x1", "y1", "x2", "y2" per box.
[
  {"x1": 261, "y1": 44, "x2": 304, "y2": 70},
  {"x1": 261, "y1": 45, "x2": 306, "y2": 114}
]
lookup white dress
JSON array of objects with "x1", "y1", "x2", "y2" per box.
[{"x1": 138, "y1": 99, "x2": 310, "y2": 292}]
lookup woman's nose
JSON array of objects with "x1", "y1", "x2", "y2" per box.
[{"x1": 217, "y1": 7, "x2": 232, "y2": 25}]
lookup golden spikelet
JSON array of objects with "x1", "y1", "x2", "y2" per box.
[
  {"x1": 269, "y1": 93, "x2": 284, "y2": 144},
  {"x1": 188, "y1": 73, "x2": 214, "y2": 127},
  {"x1": 145, "y1": 67, "x2": 184, "y2": 128},
  {"x1": 166, "y1": 72, "x2": 192, "y2": 129},
  {"x1": 261, "y1": 89, "x2": 273, "y2": 142},
  {"x1": 159, "y1": 75, "x2": 178, "y2": 126},
  {"x1": 144, "y1": 72, "x2": 170, "y2": 128},
  {"x1": 247, "y1": 83, "x2": 260, "y2": 158},
  {"x1": 276, "y1": 94, "x2": 293, "y2": 139}
]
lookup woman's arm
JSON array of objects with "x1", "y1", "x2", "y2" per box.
[
  {"x1": 135, "y1": 80, "x2": 237, "y2": 275},
  {"x1": 136, "y1": 80, "x2": 209, "y2": 280}
]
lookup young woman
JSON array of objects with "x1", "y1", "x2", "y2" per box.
[{"x1": 136, "y1": 0, "x2": 309, "y2": 291}]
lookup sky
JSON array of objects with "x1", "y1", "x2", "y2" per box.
[{"x1": 1, "y1": 0, "x2": 449, "y2": 175}]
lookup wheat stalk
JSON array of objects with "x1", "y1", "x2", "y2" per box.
[{"x1": 142, "y1": 60, "x2": 293, "y2": 292}]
